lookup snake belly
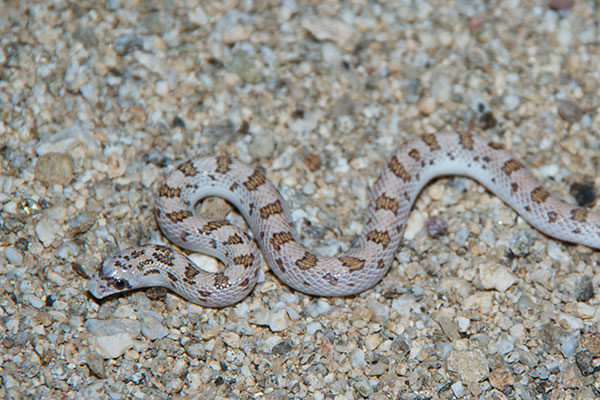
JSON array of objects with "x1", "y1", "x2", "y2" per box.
[{"x1": 88, "y1": 131, "x2": 600, "y2": 307}]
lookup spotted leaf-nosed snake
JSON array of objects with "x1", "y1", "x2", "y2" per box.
[{"x1": 88, "y1": 131, "x2": 600, "y2": 307}]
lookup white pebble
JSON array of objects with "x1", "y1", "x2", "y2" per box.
[
  {"x1": 137, "y1": 310, "x2": 168, "y2": 341},
  {"x1": 503, "y1": 94, "x2": 520, "y2": 111},
  {"x1": 509, "y1": 323, "x2": 526, "y2": 338},
  {"x1": 301, "y1": 17, "x2": 354, "y2": 45},
  {"x1": 249, "y1": 132, "x2": 275, "y2": 159},
  {"x1": 478, "y1": 263, "x2": 516, "y2": 292},
  {"x1": 4, "y1": 247, "x2": 23, "y2": 266},
  {"x1": 291, "y1": 209, "x2": 309, "y2": 227},
  {"x1": 321, "y1": 42, "x2": 342, "y2": 67},
  {"x1": 306, "y1": 321, "x2": 323, "y2": 335},
  {"x1": 558, "y1": 313, "x2": 583, "y2": 331},
  {"x1": 90, "y1": 333, "x2": 135, "y2": 359},
  {"x1": 25, "y1": 294, "x2": 45, "y2": 309},
  {"x1": 80, "y1": 82, "x2": 98, "y2": 104},
  {"x1": 431, "y1": 74, "x2": 452, "y2": 102},
  {"x1": 559, "y1": 334, "x2": 578, "y2": 358},
  {"x1": 418, "y1": 97, "x2": 436, "y2": 115},
  {"x1": 154, "y1": 80, "x2": 169, "y2": 96},
  {"x1": 222, "y1": 332, "x2": 241, "y2": 348},
  {"x1": 495, "y1": 335, "x2": 514, "y2": 355},
  {"x1": 351, "y1": 349, "x2": 366, "y2": 367},
  {"x1": 2, "y1": 374, "x2": 18, "y2": 389},
  {"x1": 403, "y1": 210, "x2": 425, "y2": 240},
  {"x1": 115, "y1": 304, "x2": 136, "y2": 318},
  {"x1": 188, "y1": 253, "x2": 220, "y2": 273},
  {"x1": 265, "y1": 336, "x2": 283, "y2": 352},
  {"x1": 547, "y1": 241, "x2": 567, "y2": 262},
  {"x1": 456, "y1": 316, "x2": 470, "y2": 333},
  {"x1": 302, "y1": 181, "x2": 316, "y2": 195},
  {"x1": 451, "y1": 381, "x2": 465, "y2": 398},
  {"x1": 268, "y1": 309, "x2": 290, "y2": 332},
  {"x1": 221, "y1": 25, "x2": 252, "y2": 44},
  {"x1": 35, "y1": 217, "x2": 60, "y2": 247},
  {"x1": 188, "y1": 6, "x2": 208, "y2": 26},
  {"x1": 306, "y1": 299, "x2": 332, "y2": 317},
  {"x1": 365, "y1": 334, "x2": 381, "y2": 351}
]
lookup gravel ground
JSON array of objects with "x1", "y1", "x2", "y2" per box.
[{"x1": 1, "y1": 1, "x2": 600, "y2": 399}]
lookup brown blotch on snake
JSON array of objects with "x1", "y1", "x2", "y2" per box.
[
  {"x1": 339, "y1": 256, "x2": 366, "y2": 272},
  {"x1": 374, "y1": 194, "x2": 400, "y2": 215},
  {"x1": 215, "y1": 156, "x2": 233, "y2": 174},
  {"x1": 202, "y1": 220, "x2": 229, "y2": 234},
  {"x1": 270, "y1": 231, "x2": 294, "y2": 251},
  {"x1": 366, "y1": 230, "x2": 392, "y2": 249},
  {"x1": 531, "y1": 187, "x2": 551, "y2": 204},
  {"x1": 233, "y1": 254, "x2": 255, "y2": 269},
  {"x1": 388, "y1": 155, "x2": 412, "y2": 182},
  {"x1": 502, "y1": 159, "x2": 525, "y2": 176},
  {"x1": 259, "y1": 200, "x2": 284, "y2": 219},
  {"x1": 177, "y1": 160, "x2": 198, "y2": 177},
  {"x1": 295, "y1": 252, "x2": 319, "y2": 270},
  {"x1": 158, "y1": 183, "x2": 181, "y2": 199},
  {"x1": 458, "y1": 131, "x2": 475, "y2": 150},
  {"x1": 165, "y1": 210, "x2": 193, "y2": 224},
  {"x1": 571, "y1": 208, "x2": 589, "y2": 222},
  {"x1": 242, "y1": 169, "x2": 267, "y2": 191}
]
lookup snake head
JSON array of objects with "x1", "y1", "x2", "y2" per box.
[{"x1": 87, "y1": 250, "x2": 141, "y2": 299}]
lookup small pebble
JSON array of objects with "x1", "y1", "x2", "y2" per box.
[
  {"x1": 451, "y1": 381, "x2": 465, "y2": 398},
  {"x1": 478, "y1": 263, "x2": 516, "y2": 293},
  {"x1": 549, "y1": 0, "x2": 574, "y2": 10},
  {"x1": 496, "y1": 335, "x2": 515, "y2": 355},
  {"x1": 509, "y1": 231, "x2": 534, "y2": 257},
  {"x1": 575, "y1": 350, "x2": 595, "y2": 376},
  {"x1": 221, "y1": 332, "x2": 241, "y2": 348},
  {"x1": 89, "y1": 332, "x2": 135, "y2": 359},
  {"x1": 66, "y1": 212, "x2": 97, "y2": 236},
  {"x1": 557, "y1": 99, "x2": 584, "y2": 122},
  {"x1": 575, "y1": 276, "x2": 594, "y2": 302},
  {"x1": 560, "y1": 335, "x2": 579, "y2": 358},
  {"x1": 35, "y1": 218, "x2": 61, "y2": 247},
  {"x1": 351, "y1": 349, "x2": 366, "y2": 367},
  {"x1": 113, "y1": 33, "x2": 143, "y2": 55},
  {"x1": 570, "y1": 182, "x2": 596, "y2": 207},
  {"x1": 80, "y1": 82, "x2": 99, "y2": 104},
  {"x1": 426, "y1": 216, "x2": 448, "y2": 238},
  {"x1": 34, "y1": 152, "x2": 74, "y2": 186},
  {"x1": 403, "y1": 210, "x2": 426, "y2": 240},
  {"x1": 488, "y1": 368, "x2": 514, "y2": 391},
  {"x1": 503, "y1": 94, "x2": 520, "y2": 111},
  {"x1": 304, "y1": 153, "x2": 321, "y2": 172},
  {"x1": 306, "y1": 299, "x2": 332, "y2": 317},
  {"x1": 221, "y1": 25, "x2": 252, "y2": 44},
  {"x1": 418, "y1": 97, "x2": 436, "y2": 115},
  {"x1": 248, "y1": 132, "x2": 275, "y2": 159},
  {"x1": 301, "y1": 17, "x2": 355, "y2": 45},
  {"x1": 364, "y1": 334, "x2": 381, "y2": 351},
  {"x1": 446, "y1": 349, "x2": 489, "y2": 383},
  {"x1": 306, "y1": 321, "x2": 323, "y2": 335},
  {"x1": 4, "y1": 246, "x2": 23, "y2": 266},
  {"x1": 271, "y1": 340, "x2": 292, "y2": 355},
  {"x1": 268, "y1": 309, "x2": 290, "y2": 332},
  {"x1": 137, "y1": 310, "x2": 168, "y2": 341}
]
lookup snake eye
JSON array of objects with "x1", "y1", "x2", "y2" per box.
[{"x1": 113, "y1": 279, "x2": 128, "y2": 290}]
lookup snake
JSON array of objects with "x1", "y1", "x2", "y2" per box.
[{"x1": 87, "y1": 131, "x2": 600, "y2": 307}]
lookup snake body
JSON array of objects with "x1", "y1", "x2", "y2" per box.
[{"x1": 88, "y1": 132, "x2": 600, "y2": 307}]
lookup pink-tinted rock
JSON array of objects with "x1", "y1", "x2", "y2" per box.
[{"x1": 549, "y1": 0, "x2": 574, "y2": 10}]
